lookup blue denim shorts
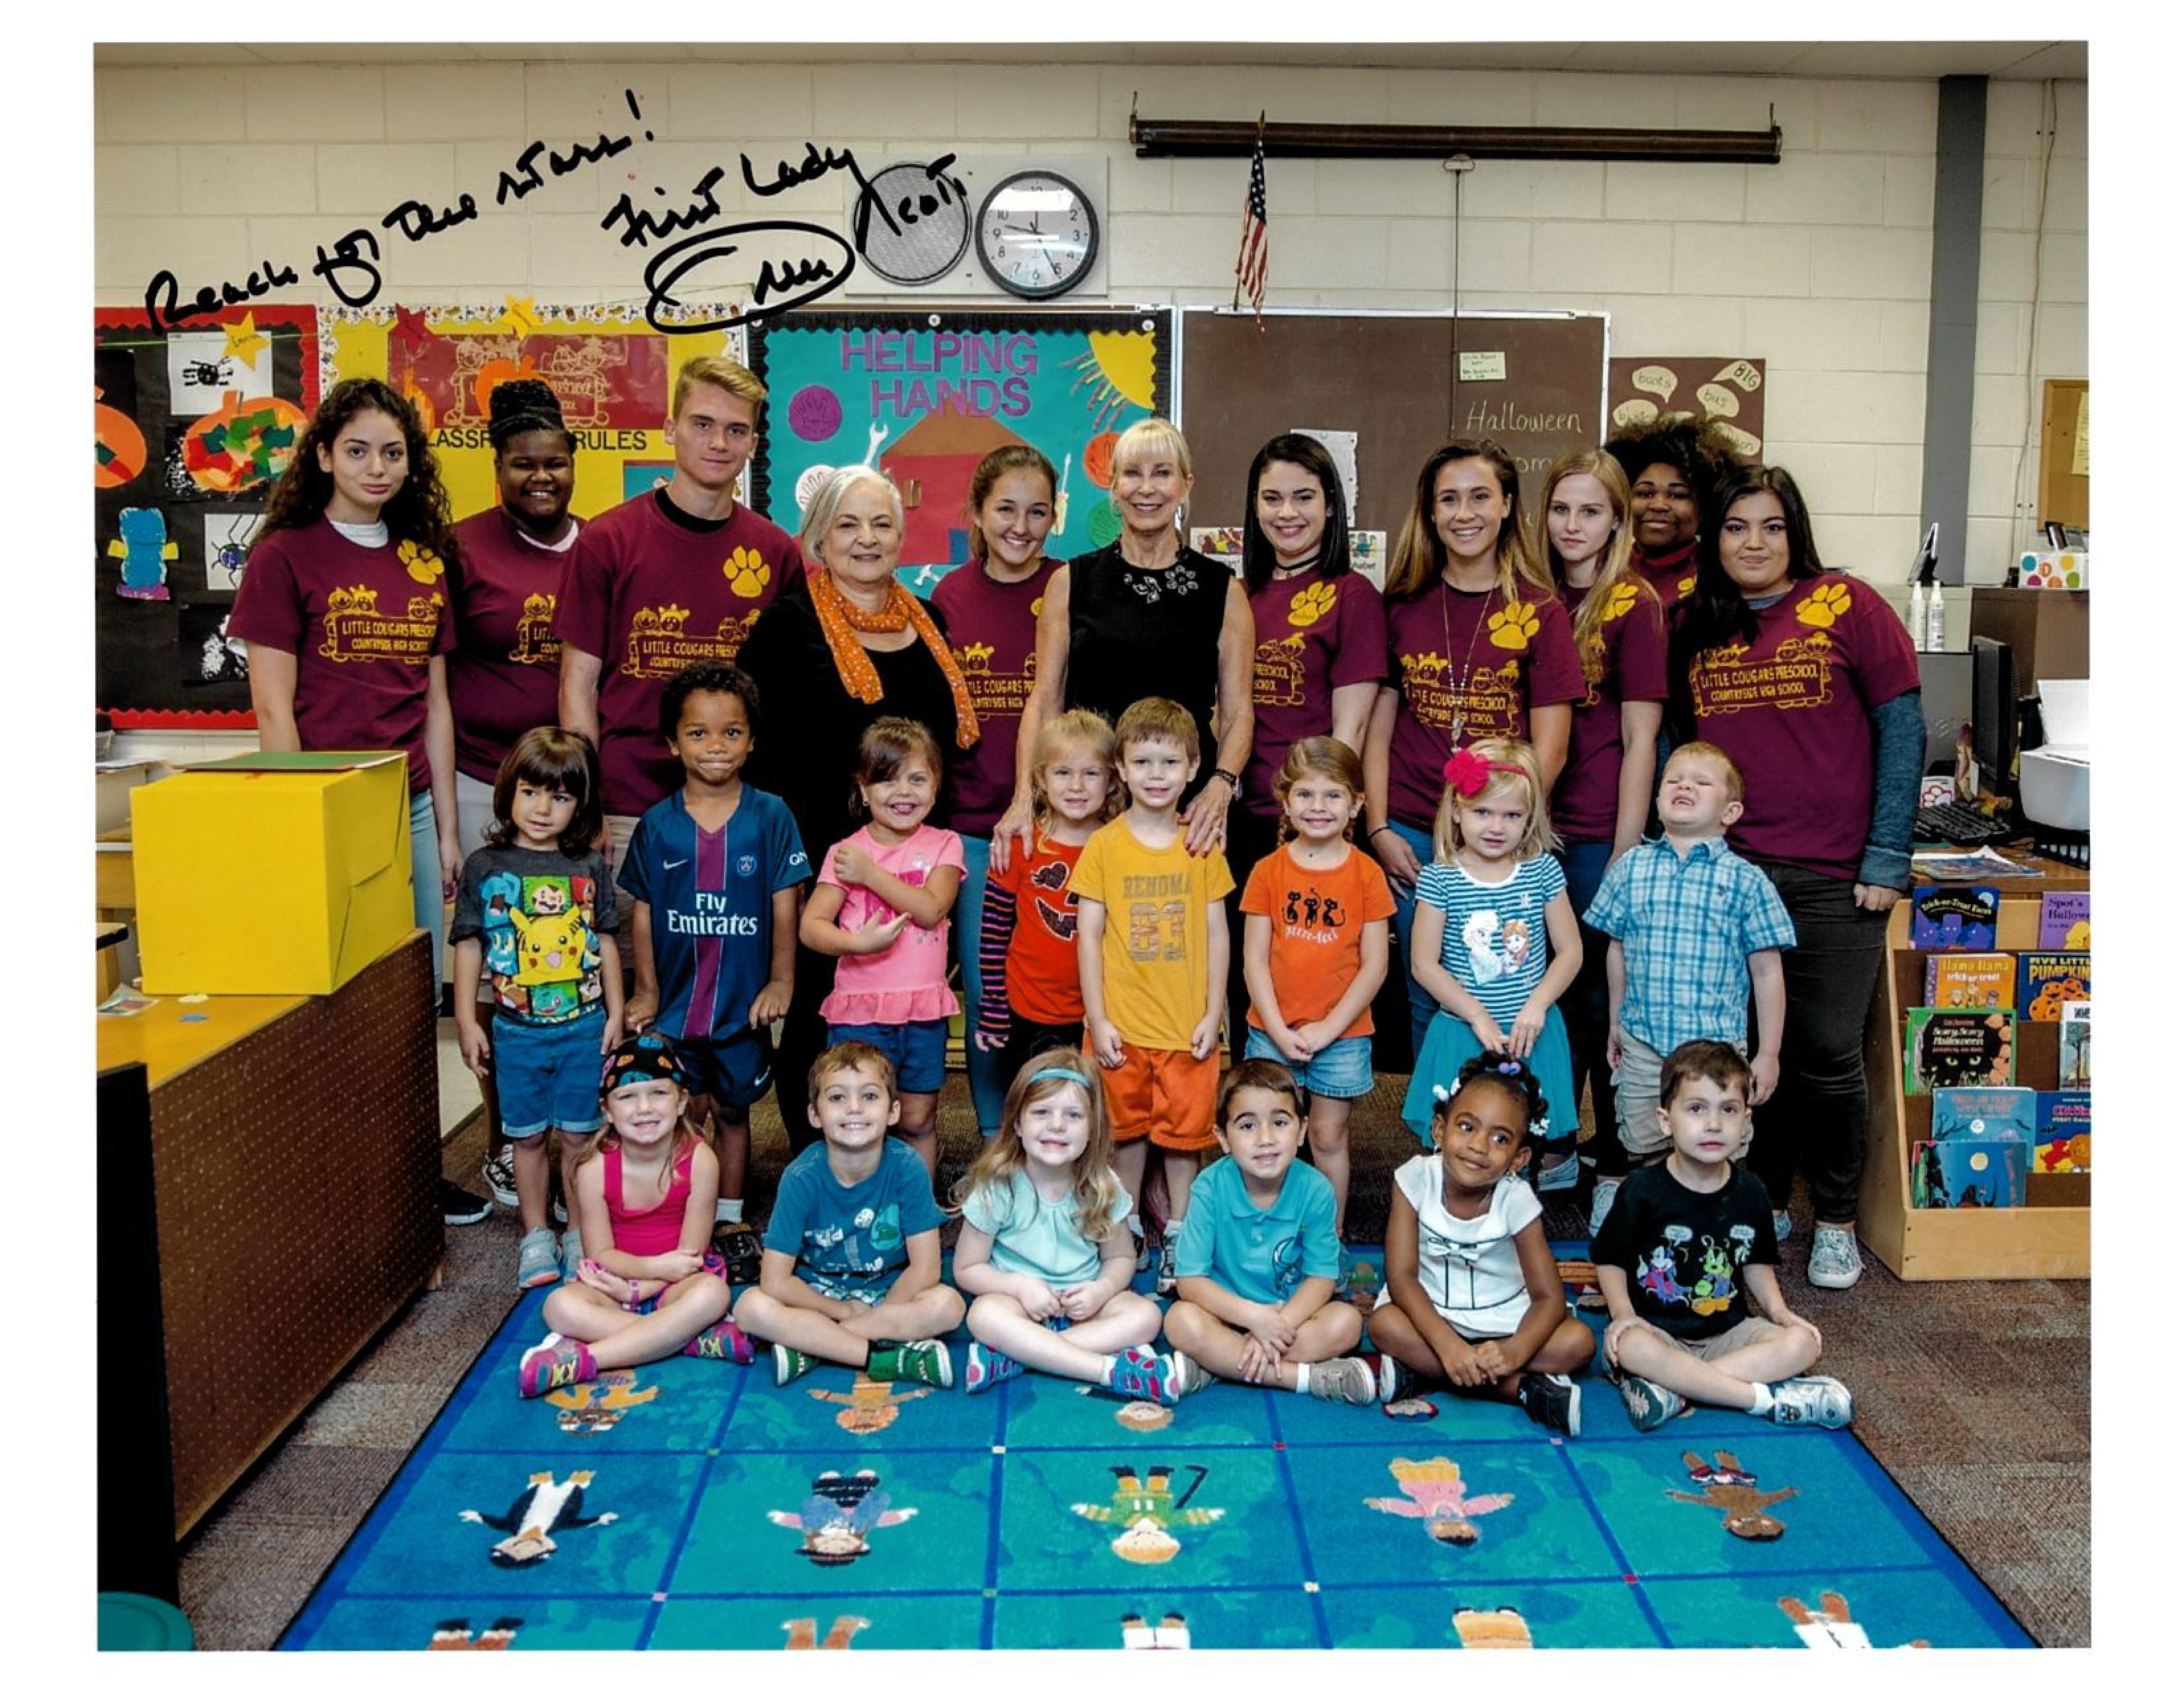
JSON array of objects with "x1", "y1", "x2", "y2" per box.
[
  {"x1": 1242, "y1": 1026, "x2": 1376, "y2": 1100},
  {"x1": 492, "y1": 1009, "x2": 607, "y2": 1136},
  {"x1": 827, "y1": 1018, "x2": 947, "y2": 1096}
]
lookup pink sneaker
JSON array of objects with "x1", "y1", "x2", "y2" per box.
[
  {"x1": 683, "y1": 1318, "x2": 755, "y2": 1364},
  {"x1": 518, "y1": 1333, "x2": 596, "y2": 1399}
]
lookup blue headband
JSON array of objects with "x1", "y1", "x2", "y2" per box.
[{"x1": 1026, "y1": 1066, "x2": 1090, "y2": 1089}]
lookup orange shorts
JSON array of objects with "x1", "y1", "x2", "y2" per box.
[{"x1": 1099, "y1": 1042, "x2": 1218, "y2": 1150}]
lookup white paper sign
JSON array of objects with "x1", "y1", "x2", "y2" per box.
[
  {"x1": 1295, "y1": 427, "x2": 1360, "y2": 522},
  {"x1": 1459, "y1": 350, "x2": 1508, "y2": 381},
  {"x1": 167, "y1": 332, "x2": 273, "y2": 416}
]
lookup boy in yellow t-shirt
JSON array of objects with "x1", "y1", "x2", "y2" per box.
[{"x1": 1073, "y1": 697, "x2": 1236, "y2": 1293}]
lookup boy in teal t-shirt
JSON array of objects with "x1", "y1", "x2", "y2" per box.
[{"x1": 1161, "y1": 1060, "x2": 1378, "y2": 1405}]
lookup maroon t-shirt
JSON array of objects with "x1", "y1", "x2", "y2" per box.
[
  {"x1": 1633, "y1": 539, "x2": 1700, "y2": 610},
  {"x1": 1246, "y1": 569, "x2": 1388, "y2": 816},
  {"x1": 930, "y1": 555, "x2": 1061, "y2": 834},
  {"x1": 1684, "y1": 573, "x2": 1921, "y2": 878},
  {"x1": 228, "y1": 518, "x2": 456, "y2": 793},
  {"x1": 1552, "y1": 576, "x2": 1669, "y2": 842},
  {"x1": 446, "y1": 506, "x2": 578, "y2": 785},
  {"x1": 552, "y1": 493, "x2": 801, "y2": 816},
  {"x1": 1381, "y1": 581, "x2": 1586, "y2": 829}
]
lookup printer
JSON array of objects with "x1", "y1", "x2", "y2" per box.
[{"x1": 2018, "y1": 679, "x2": 2089, "y2": 832}]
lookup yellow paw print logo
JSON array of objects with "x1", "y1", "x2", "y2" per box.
[
  {"x1": 722, "y1": 546, "x2": 772, "y2": 600},
  {"x1": 1030, "y1": 595, "x2": 1045, "y2": 619},
  {"x1": 1287, "y1": 581, "x2": 1338, "y2": 629},
  {"x1": 1486, "y1": 602, "x2": 1540, "y2": 650},
  {"x1": 1603, "y1": 581, "x2": 1640, "y2": 622},
  {"x1": 1796, "y1": 581, "x2": 1852, "y2": 628},
  {"x1": 398, "y1": 540, "x2": 444, "y2": 586}
]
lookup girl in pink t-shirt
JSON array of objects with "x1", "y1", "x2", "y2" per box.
[{"x1": 800, "y1": 718, "x2": 966, "y2": 1178}]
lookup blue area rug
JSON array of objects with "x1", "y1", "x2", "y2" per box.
[{"x1": 281, "y1": 1250, "x2": 2030, "y2": 1652}]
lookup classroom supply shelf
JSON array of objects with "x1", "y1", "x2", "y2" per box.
[{"x1": 1858, "y1": 883, "x2": 2090, "y2": 1281}]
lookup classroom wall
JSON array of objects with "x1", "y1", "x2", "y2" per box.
[{"x1": 92, "y1": 54, "x2": 2087, "y2": 586}]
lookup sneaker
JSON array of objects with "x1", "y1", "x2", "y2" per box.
[
  {"x1": 517, "y1": 1333, "x2": 595, "y2": 1399},
  {"x1": 1166, "y1": 1352, "x2": 1211, "y2": 1398},
  {"x1": 1516, "y1": 1372, "x2": 1582, "y2": 1436},
  {"x1": 516, "y1": 1226, "x2": 561, "y2": 1289},
  {"x1": 1106, "y1": 1344, "x2": 1174, "y2": 1404},
  {"x1": 773, "y1": 1343, "x2": 815, "y2": 1387},
  {"x1": 482, "y1": 1145, "x2": 520, "y2": 1207},
  {"x1": 555, "y1": 1194, "x2": 568, "y2": 1226},
  {"x1": 873, "y1": 1338, "x2": 953, "y2": 1390},
  {"x1": 1376, "y1": 1354, "x2": 1417, "y2": 1403},
  {"x1": 560, "y1": 1228, "x2": 584, "y2": 1282},
  {"x1": 1155, "y1": 1227, "x2": 1181, "y2": 1296},
  {"x1": 1535, "y1": 1152, "x2": 1579, "y2": 1192},
  {"x1": 1807, "y1": 1224, "x2": 1864, "y2": 1291},
  {"x1": 1588, "y1": 1176, "x2": 1623, "y2": 1239},
  {"x1": 1768, "y1": 1374, "x2": 1854, "y2": 1429},
  {"x1": 1306, "y1": 1356, "x2": 1380, "y2": 1407},
  {"x1": 964, "y1": 1340, "x2": 1023, "y2": 1394},
  {"x1": 1617, "y1": 1371, "x2": 1685, "y2": 1432},
  {"x1": 440, "y1": 1178, "x2": 492, "y2": 1226},
  {"x1": 1774, "y1": 1209, "x2": 1792, "y2": 1245},
  {"x1": 683, "y1": 1318, "x2": 755, "y2": 1364}
]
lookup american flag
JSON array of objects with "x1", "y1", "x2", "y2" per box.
[{"x1": 1234, "y1": 122, "x2": 1269, "y2": 326}]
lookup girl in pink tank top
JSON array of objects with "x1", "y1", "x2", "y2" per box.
[{"x1": 518, "y1": 1034, "x2": 753, "y2": 1397}]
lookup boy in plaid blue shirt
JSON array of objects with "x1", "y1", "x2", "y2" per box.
[{"x1": 1582, "y1": 743, "x2": 1795, "y2": 1234}]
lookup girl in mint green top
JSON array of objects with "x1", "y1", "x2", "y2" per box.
[{"x1": 948, "y1": 1051, "x2": 1193, "y2": 1405}]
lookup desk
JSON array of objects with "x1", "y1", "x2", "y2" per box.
[
  {"x1": 97, "y1": 932, "x2": 443, "y2": 1538},
  {"x1": 1859, "y1": 846, "x2": 2091, "y2": 1280}
]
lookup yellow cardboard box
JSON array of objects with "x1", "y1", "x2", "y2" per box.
[{"x1": 131, "y1": 751, "x2": 414, "y2": 996}]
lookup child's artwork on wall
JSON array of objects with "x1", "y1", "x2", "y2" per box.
[
  {"x1": 95, "y1": 304, "x2": 320, "y2": 725},
  {"x1": 321, "y1": 301, "x2": 738, "y2": 523},
  {"x1": 1607, "y1": 357, "x2": 1766, "y2": 461},
  {"x1": 749, "y1": 310, "x2": 1170, "y2": 579}
]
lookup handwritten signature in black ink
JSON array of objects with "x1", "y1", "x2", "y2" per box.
[{"x1": 637, "y1": 221, "x2": 855, "y2": 332}]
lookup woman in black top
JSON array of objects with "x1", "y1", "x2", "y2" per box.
[
  {"x1": 739, "y1": 465, "x2": 976, "y2": 1153},
  {"x1": 992, "y1": 416, "x2": 1253, "y2": 870}
]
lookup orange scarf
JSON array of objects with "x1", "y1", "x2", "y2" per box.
[{"x1": 808, "y1": 566, "x2": 980, "y2": 750}]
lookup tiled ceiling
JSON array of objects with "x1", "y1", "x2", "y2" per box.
[{"x1": 92, "y1": 40, "x2": 2087, "y2": 79}]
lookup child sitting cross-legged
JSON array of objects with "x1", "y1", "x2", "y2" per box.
[
  {"x1": 1161, "y1": 1060, "x2": 1378, "y2": 1405},
  {"x1": 731, "y1": 1041, "x2": 966, "y2": 1389},
  {"x1": 1592, "y1": 1038, "x2": 1852, "y2": 1432},
  {"x1": 1368, "y1": 1051, "x2": 1597, "y2": 1433},
  {"x1": 951, "y1": 1049, "x2": 1194, "y2": 1403}
]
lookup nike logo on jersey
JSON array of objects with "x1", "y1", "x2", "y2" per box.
[{"x1": 663, "y1": 857, "x2": 690, "y2": 870}]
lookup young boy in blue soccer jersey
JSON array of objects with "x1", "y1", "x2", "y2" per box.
[
  {"x1": 1581, "y1": 741, "x2": 1796, "y2": 1239},
  {"x1": 619, "y1": 661, "x2": 809, "y2": 1270},
  {"x1": 729, "y1": 1040, "x2": 964, "y2": 1388},
  {"x1": 1161, "y1": 1060, "x2": 1378, "y2": 1406}
]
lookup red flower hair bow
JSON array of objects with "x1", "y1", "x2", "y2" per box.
[{"x1": 1442, "y1": 747, "x2": 1492, "y2": 796}]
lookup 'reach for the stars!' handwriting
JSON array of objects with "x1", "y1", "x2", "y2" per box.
[{"x1": 138, "y1": 92, "x2": 957, "y2": 336}]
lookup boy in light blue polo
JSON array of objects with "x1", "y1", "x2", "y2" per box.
[{"x1": 1160, "y1": 1060, "x2": 1379, "y2": 1405}]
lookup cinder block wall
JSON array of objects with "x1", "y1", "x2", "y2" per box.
[{"x1": 93, "y1": 56, "x2": 2087, "y2": 584}]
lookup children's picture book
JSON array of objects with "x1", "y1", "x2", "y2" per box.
[
  {"x1": 2038, "y1": 890, "x2": 2090, "y2": 951},
  {"x1": 1928, "y1": 1086, "x2": 2036, "y2": 1145},
  {"x1": 2035, "y1": 1090, "x2": 2090, "y2": 1174},
  {"x1": 1910, "y1": 884, "x2": 2001, "y2": 951},
  {"x1": 1912, "y1": 1137, "x2": 2028, "y2": 1209},
  {"x1": 1925, "y1": 953, "x2": 2016, "y2": 1009},
  {"x1": 2015, "y1": 951, "x2": 2091, "y2": 1020},
  {"x1": 1903, "y1": 1007, "x2": 2015, "y2": 1094},
  {"x1": 2056, "y1": 1000, "x2": 2091, "y2": 1088},
  {"x1": 1912, "y1": 847, "x2": 2042, "y2": 882}
]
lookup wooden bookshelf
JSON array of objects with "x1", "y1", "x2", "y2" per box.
[{"x1": 1857, "y1": 863, "x2": 2090, "y2": 1281}]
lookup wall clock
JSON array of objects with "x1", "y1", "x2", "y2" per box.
[{"x1": 974, "y1": 169, "x2": 1100, "y2": 301}]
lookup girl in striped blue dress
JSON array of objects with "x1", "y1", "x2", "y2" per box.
[{"x1": 1400, "y1": 738, "x2": 1583, "y2": 1165}]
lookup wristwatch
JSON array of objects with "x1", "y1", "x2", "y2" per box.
[{"x1": 1210, "y1": 768, "x2": 1240, "y2": 790}]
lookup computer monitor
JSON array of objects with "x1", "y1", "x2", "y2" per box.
[
  {"x1": 1915, "y1": 652, "x2": 1972, "y2": 773},
  {"x1": 1970, "y1": 635, "x2": 2017, "y2": 796}
]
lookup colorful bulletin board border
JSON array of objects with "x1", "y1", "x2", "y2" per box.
[
  {"x1": 1606, "y1": 357, "x2": 1766, "y2": 461},
  {"x1": 320, "y1": 302, "x2": 741, "y2": 526},
  {"x1": 95, "y1": 305, "x2": 322, "y2": 727},
  {"x1": 749, "y1": 310, "x2": 1170, "y2": 590}
]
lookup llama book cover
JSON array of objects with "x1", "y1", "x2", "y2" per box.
[{"x1": 1926, "y1": 953, "x2": 2016, "y2": 1009}]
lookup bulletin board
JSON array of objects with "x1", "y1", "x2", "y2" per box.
[
  {"x1": 747, "y1": 308, "x2": 1170, "y2": 592},
  {"x1": 1606, "y1": 355, "x2": 1766, "y2": 460},
  {"x1": 1176, "y1": 309, "x2": 1608, "y2": 538},
  {"x1": 94, "y1": 305, "x2": 322, "y2": 726},
  {"x1": 320, "y1": 303, "x2": 737, "y2": 521}
]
